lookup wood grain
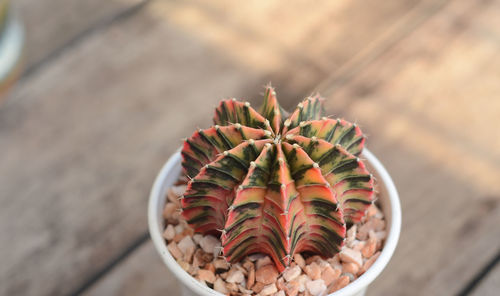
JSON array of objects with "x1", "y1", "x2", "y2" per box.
[
  {"x1": 83, "y1": 242, "x2": 180, "y2": 296},
  {"x1": 471, "y1": 262, "x2": 500, "y2": 296},
  {"x1": 320, "y1": 0, "x2": 500, "y2": 295},
  {"x1": 145, "y1": 0, "x2": 441, "y2": 106},
  {"x1": 0, "y1": 5, "x2": 264, "y2": 295},
  {"x1": 15, "y1": 0, "x2": 144, "y2": 70}
]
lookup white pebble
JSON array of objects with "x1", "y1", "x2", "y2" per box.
[
  {"x1": 163, "y1": 224, "x2": 175, "y2": 241},
  {"x1": 339, "y1": 247, "x2": 363, "y2": 267},
  {"x1": 199, "y1": 235, "x2": 221, "y2": 254},
  {"x1": 213, "y1": 278, "x2": 228, "y2": 294},
  {"x1": 192, "y1": 233, "x2": 203, "y2": 245},
  {"x1": 256, "y1": 256, "x2": 273, "y2": 269},
  {"x1": 174, "y1": 224, "x2": 184, "y2": 234},
  {"x1": 283, "y1": 265, "x2": 302, "y2": 282},
  {"x1": 297, "y1": 274, "x2": 309, "y2": 292},
  {"x1": 177, "y1": 236, "x2": 195, "y2": 253},
  {"x1": 374, "y1": 231, "x2": 387, "y2": 240},
  {"x1": 226, "y1": 268, "x2": 245, "y2": 284},
  {"x1": 260, "y1": 283, "x2": 278, "y2": 295},
  {"x1": 306, "y1": 279, "x2": 327, "y2": 296},
  {"x1": 171, "y1": 185, "x2": 187, "y2": 197},
  {"x1": 346, "y1": 225, "x2": 357, "y2": 247}
]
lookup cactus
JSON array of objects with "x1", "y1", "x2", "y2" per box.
[{"x1": 181, "y1": 86, "x2": 374, "y2": 271}]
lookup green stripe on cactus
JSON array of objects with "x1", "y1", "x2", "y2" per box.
[
  {"x1": 213, "y1": 99, "x2": 270, "y2": 130},
  {"x1": 286, "y1": 119, "x2": 365, "y2": 156},
  {"x1": 281, "y1": 142, "x2": 345, "y2": 259},
  {"x1": 290, "y1": 226, "x2": 306, "y2": 254},
  {"x1": 259, "y1": 85, "x2": 283, "y2": 134},
  {"x1": 283, "y1": 96, "x2": 325, "y2": 133},
  {"x1": 289, "y1": 136, "x2": 373, "y2": 224},
  {"x1": 182, "y1": 141, "x2": 270, "y2": 232},
  {"x1": 181, "y1": 87, "x2": 374, "y2": 271}
]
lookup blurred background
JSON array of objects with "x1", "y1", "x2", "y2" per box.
[{"x1": 1, "y1": 0, "x2": 499, "y2": 295}]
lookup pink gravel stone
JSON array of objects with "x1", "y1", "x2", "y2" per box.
[
  {"x1": 373, "y1": 230, "x2": 387, "y2": 241},
  {"x1": 329, "y1": 275, "x2": 350, "y2": 293},
  {"x1": 353, "y1": 240, "x2": 366, "y2": 252},
  {"x1": 276, "y1": 277, "x2": 286, "y2": 291},
  {"x1": 296, "y1": 274, "x2": 309, "y2": 292},
  {"x1": 192, "y1": 233, "x2": 203, "y2": 245},
  {"x1": 357, "y1": 218, "x2": 385, "y2": 240},
  {"x1": 167, "y1": 241, "x2": 183, "y2": 260},
  {"x1": 285, "y1": 280, "x2": 299, "y2": 296},
  {"x1": 226, "y1": 282, "x2": 239, "y2": 292},
  {"x1": 197, "y1": 269, "x2": 216, "y2": 284},
  {"x1": 174, "y1": 223, "x2": 184, "y2": 234},
  {"x1": 339, "y1": 248, "x2": 363, "y2": 267},
  {"x1": 304, "y1": 262, "x2": 322, "y2": 280},
  {"x1": 162, "y1": 224, "x2": 175, "y2": 241},
  {"x1": 256, "y1": 265, "x2": 279, "y2": 285},
  {"x1": 346, "y1": 225, "x2": 357, "y2": 247},
  {"x1": 184, "y1": 245, "x2": 195, "y2": 263},
  {"x1": 283, "y1": 265, "x2": 302, "y2": 282},
  {"x1": 327, "y1": 255, "x2": 342, "y2": 270},
  {"x1": 342, "y1": 262, "x2": 360, "y2": 275},
  {"x1": 205, "y1": 262, "x2": 215, "y2": 273},
  {"x1": 167, "y1": 188, "x2": 180, "y2": 205},
  {"x1": 178, "y1": 260, "x2": 190, "y2": 272},
  {"x1": 213, "y1": 258, "x2": 230, "y2": 272},
  {"x1": 285, "y1": 280, "x2": 300, "y2": 296},
  {"x1": 306, "y1": 279, "x2": 327, "y2": 296},
  {"x1": 171, "y1": 185, "x2": 187, "y2": 197},
  {"x1": 260, "y1": 283, "x2": 278, "y2": 295},
  {"x1": 238, "y1": 285, "x2": 253, "y2": 294},
  {"x1": 321, "y1": 265, "x2": 340, "y2": 286},
  {"x1": 163, "y1": 202, "x2": 178, "y2": 220},
  {"x1": 177, "y1": 236, "x2": 195, "y2": 253},
  {"x1": 199, "y1": 235, "x2": 220, "y2": 254},
  {"x1": 247, "y1": 264, "x2": 255, "y2": 288},
  {"x1": 293, "y1": 253, "x2": 306, "y2": 268},
  {"x1": 361, "y1": 236, "x2": 377, "y2": 258},
  {"x1": 252, "y1": 282, "x2": 265, "y2": 293},
  {"x1": 214, "y1": 278, "x2": 228, "y2": 294},
  {"x1": 256, "y1": 256, "x2": 273, "y2": 269},
  {"x1": 360, "y1": 251, "x2": 381, "y2": 274},
  {"x1": 226, "y1": 267, "x2": 245, "y2": 284}
]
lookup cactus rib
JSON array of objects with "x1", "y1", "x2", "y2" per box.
[{"x1": 181, "y1": 85, "x2": 374, "y2": 271}]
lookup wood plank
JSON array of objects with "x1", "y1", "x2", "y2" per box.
[
  {"x1": 0, "y1": 8, "x2": 259, "y2": 296},
  {"x1": 83, "y1": 242, "x2": 180, "y2": 296},
  {"x1": 15, "y1": 0, "x2": 144, "y2": 70},
  {"x1": 318, "y1": 0, "x2": 500, "y2": 295},
  {"x1": 146, "y1": 0, "x2": 443, "y2": 106},
  {"x1": 471, "y1": 262, "x2": 500, "y2": 296},
  {"x1": 0, "y1": 0, "x2": 445, "y2": 295}
]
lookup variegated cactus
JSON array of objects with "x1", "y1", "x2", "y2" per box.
[{"x1": 181, "y1": 86, "x2": 374, "y2": 272}]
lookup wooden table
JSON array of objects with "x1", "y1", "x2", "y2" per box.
[{"x1": 2, "y1": 0, "x2": 499, "y2": 295}]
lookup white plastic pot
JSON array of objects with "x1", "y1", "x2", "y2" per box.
[{"x1": 149, "y1": 149, "x2": 401, "y2": 296}]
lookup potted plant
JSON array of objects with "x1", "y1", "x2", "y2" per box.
[{"x1": 149, "y1": 85, "x2": 401, "y2": 296}]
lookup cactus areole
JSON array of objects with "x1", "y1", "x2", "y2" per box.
[{"x1": 181, "y1": 86, "x2": 374, "y2": 272}]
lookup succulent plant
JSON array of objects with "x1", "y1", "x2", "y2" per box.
[{"x1": 181, "y1": 86, "x2": 374, "y2": 271}]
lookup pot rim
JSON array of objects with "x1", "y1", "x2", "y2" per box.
[{"x1": 148, "y1": 148, "x2": 401, "y2": 296}]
